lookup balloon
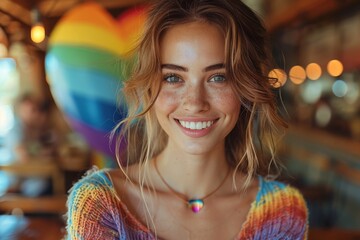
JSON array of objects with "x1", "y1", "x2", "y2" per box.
[
  {"x1": 45, "y1": 2, "x2": 146, "y2": 166},
  {"x1": 91, "y1": 151, "x2": 117, "y2": 169}
]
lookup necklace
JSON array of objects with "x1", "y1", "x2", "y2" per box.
[{"x1": 154, "y1": 159, "x2": 231, "y2": 213}]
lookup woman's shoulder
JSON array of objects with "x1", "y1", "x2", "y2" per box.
[
  {"x1": 240, "y1": 176, "x2": 309, "y2": 239},
  {"x1": 66, "y1": 167, "x2": 147, "y2": 239},
  {"x1": 256, "y1": 176, "x2": 308, "y2": 214},
  {"x1": 257, "y1": 176, "x2": 307, "y2": 203},
  {"x1": 70, "y1": 167, "x2": 113, "y2": 189},
  {"x1": 67, "y1": 166, "x2": 118, "y2": 205},
  {"x1": 255, "y1": 176, "x2": 308, "y2": 224}
]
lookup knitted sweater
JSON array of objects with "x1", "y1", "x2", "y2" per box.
[{"x1": 66, "y1": 169, "x2": 308, "y2": 240}]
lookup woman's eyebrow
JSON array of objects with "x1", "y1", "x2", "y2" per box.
[
  {"x1": 161, "y1": 64, "x2": 188, "y2": 72},
  {"x1": 204, "y1": 63, "x2": 225, "y2": 72},
  {"x1": 161, "y1": 63, "x2": 225, "y2": 72}
]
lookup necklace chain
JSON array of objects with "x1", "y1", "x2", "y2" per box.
[{"x1": 154, "y1": 158, "x2": 231, "y2": 213}]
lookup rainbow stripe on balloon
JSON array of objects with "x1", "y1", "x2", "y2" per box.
[{"x1": 45, "y1": 3, "x2": 146, "y2": 165}]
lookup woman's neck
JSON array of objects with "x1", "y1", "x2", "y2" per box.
[{"x1": 154, "y1": 145, "x2": 230, "y2": 199}]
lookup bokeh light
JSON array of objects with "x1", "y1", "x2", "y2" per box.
[
  {"x1": 289, "y1": 65, "x2": 306, "y2": 85},
  {"x1": 0, "y1": 58, "x2": 19, "y2": 103},
  {"x1": 344, "y1": 81, "x2": 359, "y2": 104},
  {"x1": 306, "y1": 63, "x2": 322, "y2": 80},
  {"x1": 0, "y1": 104, "x2": 14, "y2": 136},
  {"x1": 0, "y1": 58, "x2": 15, "y2": 76},
  {"x1": 300, "y1": 80, "x2": 323, "y2": 104},
  {"x1": 31, "y1": 23, "x2": 45, "y2": 43},
  {"x1": 327, "y1": 59, "x2": 343, "y2": 77},
  {"x1": 268, "y1": 68, "x2": 287, "y2": 88},
  {"x1": 315, "y1": 103, "x2": 332, "y2": 127},
  {"x1": 332, "y1": 79, "x2": 348, "y2": 97}
]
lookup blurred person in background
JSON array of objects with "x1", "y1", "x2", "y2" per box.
[
  {"x1": 13, "y1": 93, "x2": 57, "y2": 161},
  {"x1": 1, "y1": 93, "x2": 58, "y2": 197}
]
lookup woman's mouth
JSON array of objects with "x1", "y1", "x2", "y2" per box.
[{"x1": 177, "y1": 120, "x2": 215, "y2": 130}]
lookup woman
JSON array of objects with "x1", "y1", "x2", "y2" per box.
[{"x1": 66, "y1": 0, "x2": 308, "y2": 239}]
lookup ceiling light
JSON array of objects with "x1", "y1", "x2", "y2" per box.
[
  {"x1": 30, "y1": 8, "x2": 45, "y2": 43},
  {"x1": 31, "y1": 23, "x2": 45, "y2": 43}
]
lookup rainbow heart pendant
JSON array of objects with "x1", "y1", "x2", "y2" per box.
[{"x1": 188, "y1": 199, "x2": 204, "y2": 213}]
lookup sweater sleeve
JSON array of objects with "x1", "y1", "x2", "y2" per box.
[
  {"x1": 280, "y1": 185, "x2": 309, "y2": 240},
  {"x1": 65, "y1": 171, "x2": 119, "y2": 240},
  {"x1": 239, "y1": 178, "x2": 309, "y2": 240}
]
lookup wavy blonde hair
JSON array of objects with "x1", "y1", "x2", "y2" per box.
[{"x1": 112, "y1": 0, "x2": 287, "y2": 189}]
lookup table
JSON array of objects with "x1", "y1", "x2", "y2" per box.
[
  {"x1": 0, "y1": 215, "x2": 65, "y2": 240},
  {"x1": 0, "y1": 158, "x2": 65, "y2": 195}
]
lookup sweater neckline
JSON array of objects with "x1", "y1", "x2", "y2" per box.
[{"x1": 103, "y1": 170, "x2": 263, "y2": 238}]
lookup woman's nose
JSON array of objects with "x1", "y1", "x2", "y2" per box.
[{"x1": 182, "y1": 84, "x2": 209, "y2": 113}]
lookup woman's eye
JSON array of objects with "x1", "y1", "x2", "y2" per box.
[
  {"x1": 209, "y1": 74, "x2": 226, "y2": 83},
  {"x1": 164, "y1": 74, "x2": 181, "y2": 84}
]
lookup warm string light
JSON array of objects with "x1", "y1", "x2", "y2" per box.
[
  {"x1": 268, "y1": 68, "x2": 287, "y2": 88},
  {"x1": 272, "y1": 60, "x2": 348, "y2": 100},
  {"x1": 287, "y1": 59, "x2": 344, "y2": 85},
  {"x1": 327, "y1": 59, "x2": 343, "y2": 77},
  {"x1": 31, "y1": 23, "x2": 45, "y2": 43},
  {"x1": 30, "y1": 8, "x2": 45, "y2": 44},
  {"x1": 285, "y1": 59, "x2": 352, "y2": 101},
  {"x1": 289, "y1": 65, "x2": 306, "y2": 85},
  {"x1": 305, "y1": 63, "x2": 322, "y2": 80}
]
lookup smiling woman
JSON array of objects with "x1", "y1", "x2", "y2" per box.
[
  {"x1": 66, "y1": 0, "x2": 308, "y2": 239},
  {"x1": 155, "y1": 21, "x2": 240, "y2": 156}
]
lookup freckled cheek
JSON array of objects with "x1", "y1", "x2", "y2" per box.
[
  {"x1": 211, "y1": 89, "x2": 241, "y2": 114},
  {"x1": 154, "y1": 89, "x2": 181, "y2": 114}
]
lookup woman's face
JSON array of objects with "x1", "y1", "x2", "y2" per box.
[{"x1": 155, "y1": 21, "x2": 241, "y2": 155}]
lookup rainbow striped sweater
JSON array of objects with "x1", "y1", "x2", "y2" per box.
[{"x1": 66, "y1": 169, "x2": 308, "y2": 239}]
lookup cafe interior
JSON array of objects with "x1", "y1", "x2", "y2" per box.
[{"x1": 0, "y1": 0, "x2": 359, "y2": 239}]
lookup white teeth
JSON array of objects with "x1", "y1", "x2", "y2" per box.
[{"x1": 179, "y1": 120, "x2": 214, "y2": 130}]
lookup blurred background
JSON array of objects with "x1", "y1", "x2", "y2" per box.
[{"x1": 0, "y1": 0, "x2": 359, "y2": 239}]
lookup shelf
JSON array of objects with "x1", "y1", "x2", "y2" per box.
[
  {"x1": 0, "y1": 158, "x2": 65, "y2": 195},
  {"x1": 0, "y1": 194, "x2": 67, "y2": 215},
  {"x1": 284, "y1": 124, "x2": 360, "y2": 165},
  {"x1": 0, "y1": 215, "x2": 65, "y2": 240}
]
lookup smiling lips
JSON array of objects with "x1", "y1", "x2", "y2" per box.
[{"x1": 178, "y1": 120, "x2": 215, "y2": 130}]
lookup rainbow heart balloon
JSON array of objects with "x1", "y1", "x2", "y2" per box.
[{"x1": 45, "y1": 2, "x2": 146, "y2": 167}]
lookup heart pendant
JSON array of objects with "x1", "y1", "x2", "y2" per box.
[{"x1": 188, "y1": 199, "x2": 204, "y2": 213}]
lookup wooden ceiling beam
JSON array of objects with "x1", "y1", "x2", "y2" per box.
[
  {"x1": 37, "y1": 0, "x2": 147, "y2": 17},
  {"x1": 0, "y1": 0, "x2": 31, "y2": 26},
  {"x1": 266, "y1": 0, "x2": 359, "y2": 32}
]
